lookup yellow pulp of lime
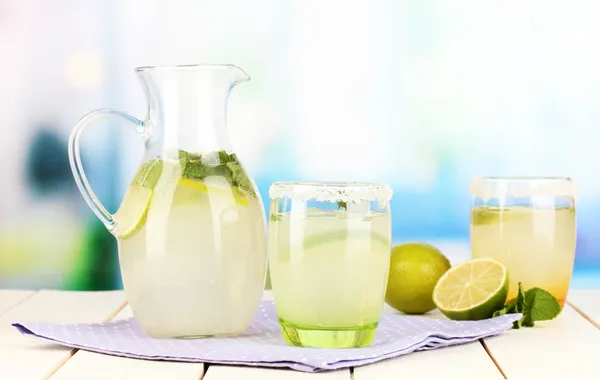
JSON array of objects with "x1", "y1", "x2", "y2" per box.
[{"x1": 433, "y1": 258, "x2": 509, "y2": 320}]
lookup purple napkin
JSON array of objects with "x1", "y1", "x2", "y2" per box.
[{"x1": 12, "y1": 301, "x2": 520, "y2": 372}]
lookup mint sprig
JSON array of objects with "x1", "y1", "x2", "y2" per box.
[
  {"x1": 492, "y1": 282, "x2": 562, "y2": 328},
  {"x1": 132, "y1": 150, "x2": 256, "y2": 197},
  {"x1": 179, "y1": 150, "x2": 256, "y2": 196}
]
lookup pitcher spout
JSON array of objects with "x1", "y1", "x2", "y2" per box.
[{"x1": 231, "y1": 65, "x2": 251, "y2": 86}]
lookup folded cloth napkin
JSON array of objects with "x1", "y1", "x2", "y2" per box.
[{"x1": 12, "y1": 301, "x2": 520, "y2": 372}]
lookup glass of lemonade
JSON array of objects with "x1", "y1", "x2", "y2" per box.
[
  {"x1": 469, "y1": 177, "x2": 577, "y2": 308},
  {"x1": 267, "y1": 181, "x2": 393, "y2": 348}
]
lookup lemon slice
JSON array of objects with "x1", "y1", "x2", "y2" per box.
[
  {"x1": 433, "y1": 258, "x2": 509, "y2": 320},
  {"x1": 114, "y1": 185, "x2": 153, "y2": 239},
  {"x1": 115, "y1": 176, "x2": 250, "y2": 239},
  {"x1": 177, "y1": 177, "x2": 249, "y2": 206},
  {"x1": 178, "y1": 177, "x2": 207, "y2": 192}
]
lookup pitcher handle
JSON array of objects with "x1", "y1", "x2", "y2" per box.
[{"x1": 68, "y1": 109, "x2": 146, "y2": 232}]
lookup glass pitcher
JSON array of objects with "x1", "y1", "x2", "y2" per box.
[{"x1": 68, "y1": 64, "x2": 268, "y2": 338}]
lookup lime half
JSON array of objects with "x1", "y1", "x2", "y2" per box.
[
  {"x1": 433, "y1": 258, "x2": 509, "y2": 320},
  {"x1": 114, "y1": 185, "x2": 153, "y2": 239}
]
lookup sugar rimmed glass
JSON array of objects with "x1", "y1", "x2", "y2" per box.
[{"x1": 267, "y1": 181, "x2": 393, "y2": 348}]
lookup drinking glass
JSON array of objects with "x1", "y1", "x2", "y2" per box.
[
  {"x1": 267, "y1": 181, "x2": 393, "y2": 348},
  {"x1": 469, "y1": 177, "x2": 577, "y2": 308}
]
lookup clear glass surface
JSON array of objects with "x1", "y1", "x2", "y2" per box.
[
  {"x1": 268, "y1": 181, "x2": 393, "y2": 348},
  {"x1": 69, "y1": 64, "x2": 267, "y2": 338},
  {"x1": 469, "y1": 177, "x2": 577, "y2": 308}
]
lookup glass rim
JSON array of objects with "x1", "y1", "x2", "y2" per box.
[
  {"x1": 470, "y1": 176, "x2": 578, "y2": 200},
  {"x1": 476, "y1": 176, "x2": 572, "y2": 182},
  {"x1": 269, "y1": 181, "x2": 393, "y2": 202},
  {"x1": 135, "y1": 63, "x2": 240, "y2": 72},
  {"x1": 271, "y1": 180, "x2": 389, "y2": 187}
]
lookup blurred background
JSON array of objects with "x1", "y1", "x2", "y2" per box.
[{"x1": 1, "y1": 0, "x2": 599, "y2": 290}]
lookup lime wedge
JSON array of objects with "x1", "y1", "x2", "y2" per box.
[
  {"x1": 433, "y1": 258, "x2": 509, "y2": 320},
  {"x1": 114, "y1": 185, "x2": 153, "y2": 239}
]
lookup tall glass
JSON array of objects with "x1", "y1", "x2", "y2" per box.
[
  {"x1": 469, "y1": 177, "x2": 577, "y2": 308},
  {"x1": 268, "y1": 181, "x2": 393, "y2": 348}
]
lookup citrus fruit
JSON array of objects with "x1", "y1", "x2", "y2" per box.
[
  {"x1": 178, "y1": 177, "x2": 208, "y2": 192},
  {"x1": 114, "y1": 173, "x2": 251, "y2": 239},
  {"x1": 385, "y1": 242, "x2": 451, "y2": 314},
  {"x1": 178, "y1": 177, "x2": 249, "y2": 206},
  {"x1": 433, "y1": 258, "x2": 509, "y2": 320},
  {"x1": 113, "y1": 185, "x2": 153, "y2": 239}
]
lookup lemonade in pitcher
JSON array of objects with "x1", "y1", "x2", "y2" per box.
[{"x1": 116, "y1": 150, "x2": 266, "y2": 337}]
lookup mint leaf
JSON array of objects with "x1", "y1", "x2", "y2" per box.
[
  {"x1": 218, "y1": 150, "x2": 232, "y2": 164},
  {"x1": 226, "y1": 161, "x2": 255, "y2": 197},
  {"x1": 492, "y1": 282, "x2": 561, "y2": 329},
  {"x1": 270, "y1": 214, "x2": 282, "y2": 222},
  {"x1": 134, "y1": 150, "x2": 256, "y2": 199},
  {"x1": 515, "y1": 283, "x2": 526, "y2": 312},
  {"x1": 492, "y1": 308, "x2": 508, "y2": 318},
  {"x1": 492, "y1": 298, "x2": 515, "y2": 318},
  {"x1": 181, "y1": 159, "x2": 212, "y2": 180},
  {"x1": 179, "y1": 150, "x2": 255, "y2": 197},
  {"x1": 491, "y1": 282, "x2": 527, "y2": 329},
  {"x1": 524, "y1": 287, "x2": 561, "y2": 323},
  {"x1": 337, "y1": 201, "x2": 347, "y2": 210},
  {"x1": 510, "y1": 282, "x2": 528, "y2": 329},
  {"x1": 521, "y1": 313, "x2": 534, "y2": 328}
]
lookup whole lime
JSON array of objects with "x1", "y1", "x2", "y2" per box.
[{"x1": 385, "y1": 242, "x2": 451, "y2": 314}]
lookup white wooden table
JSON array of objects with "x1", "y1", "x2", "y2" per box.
[{"x1": 0, "y1": 289, "x2": 598, "y2": 380}]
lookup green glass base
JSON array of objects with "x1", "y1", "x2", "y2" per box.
[{"x1": 278, "y1": 318, "x2": 378, "y2": 348}]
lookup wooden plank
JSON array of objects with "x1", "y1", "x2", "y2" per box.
[
  {"x1": 353, "y1": 303, "x2": 504, "y2": 379},
  {"x1": 201, "y1": 291, "x2": 350, "y2": 380},
  {"x1": 0, "y1": 290, "x2": 36, "y2": 316},
  {"x1": 51, "y1": 306, "x2": 206, "y2": 380},
  {"x1": 567, "y1": 289, "x2": 600, "y2": 328},
  {"x1": 353, "y1": 342, "x2": 504, "y2": 380},
  {"x1": 204, "y1": 366, "x2": 350, "y2": 380},
  {"x1": 0, "y1": 290, "x2": 126, "y2": 379},
  {"x1": 482, "y1": 305, "x2": 600, "y2": 379}
]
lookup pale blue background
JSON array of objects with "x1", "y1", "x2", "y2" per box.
[{"x1": 0, "y1": 0, "x2": 598, "y2": 289}]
